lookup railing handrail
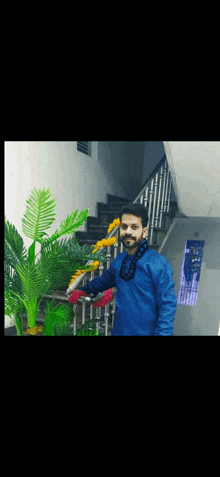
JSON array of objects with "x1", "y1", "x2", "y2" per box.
[
  {"x1": 66, "y1": 153, "x2": 169, "y2": 295},
  {"x1": 133, "y1": 154, "x2": 166, "y2": 204}
]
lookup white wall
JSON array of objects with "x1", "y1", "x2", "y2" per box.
[
  {"x1": 142, "y1": 141, "x2": 165, "y2": 184},
  {"x1": 164, "y1": 141, "x2": 220, "y2": 217},
  {"x1": 4, "y1": 142, "x2": 123, "y2": 251},
  {"x1": 160, "y1": 217, "x2": 220, "y2": 335},
  {"x1": 98, "y1": 141, "x2": 145, "y2": 201}
]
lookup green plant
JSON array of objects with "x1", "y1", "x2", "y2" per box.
[
  {"x1": 42, "y1": 299, "x2": 101, "y2": 336},
  {"x1": 42, "y1": 299, "x2": 73, "y2": 336},
  {"x1": 4, "y1": 188, "x2": 106, "y2": 335},
  {"x1": 75, "y1": 319, "x2": 101, "y2": 336}
]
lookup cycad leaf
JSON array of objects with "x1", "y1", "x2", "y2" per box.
[
  {"x1": 16, "y1": 261, "x2": 47, "y2": 300},
  {"x1": 4, "y1": 288, "x2": 25, "y2": 317},
  {"x1": 22, "y1": 188, "x2": 56, "y2": 242},
  {"x1": 38, "y1": 237, "x2": 106, "y2": 293},
  {"x1": 43, "y1": 300, "x2": 71, "y2": 336},
  {"x1": 4, "y1": 261, "x2": 23, "y2": 295},
  {"x1": 39, "y1": 209, "x2": 89, "y2": 245},
  {"x1": 56, "y1": 237, "x2": 106, "y2": 263},
  {"x1": 4, "y1": 218, "x2": 27, "y2": 268},
  {"x1": 38, "y1": 242, "x2": 76, "y2": 292}
]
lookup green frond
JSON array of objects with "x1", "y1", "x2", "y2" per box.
[
  {"x1": 38, "y1": 237, "x2": 106, "y2": 293},
  {"x1": 42, "y1": 300, "x2": 72, "y2": 336},
  {"x1": 16, "y1": 260, "x2": 48, "y2": 300},
  {"x1": 39, "y1": 208, "x2": 89, "y2": 245},
  {"x1": 4, "y1": 218, "x2": 27, "y2": 268},
  {"x1": 4, "y1": 289, "x2": 25, "y2": 318},
  {"x1": 21, "y1": 188, "x2": 56, "y2": 242},
  {"x1": 75, "y1": 319, "x2": 101, "y2": 336},
  {"x1": 37, "y1": 241, "x2": 69, "y2": 292},
  {"x1": 57, "y1": 237, "x2": 107, "y2": 263},
  {"x1": 53, "y1": 322, "x2": 73, "y2": 336}
]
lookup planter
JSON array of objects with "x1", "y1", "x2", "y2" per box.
[{"x1": 26, "y1": 325, "x2": 43, "y2": 336}]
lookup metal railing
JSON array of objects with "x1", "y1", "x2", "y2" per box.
[{"x1": 66, "y1": 154, "x2": 174, "y2": 335}]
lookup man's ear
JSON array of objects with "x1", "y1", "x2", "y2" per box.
[{"x1": 143, "y1": 227, "x2": 148, "y2": 239}]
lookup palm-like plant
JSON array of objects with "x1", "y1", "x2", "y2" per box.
[{"x1": 4, "y1": 188, "x2": 106, "y2": 335}]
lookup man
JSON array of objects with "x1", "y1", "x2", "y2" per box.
[{"x1": 69, "y1": 203, "x2": 177, "y2": 336}]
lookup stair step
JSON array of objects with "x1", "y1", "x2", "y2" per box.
[
  {"x1": 88, "y1": 224, "x2": 110, "y2": 233},
  {"x1": 107, "y1": 201, "x2": 131, "y2": 210},
  {"x1": 100, "y1": 209, "x2": 121, "y2": 215},
  {"x1": 107, "y1": 194, "x2": 130, "y2": 204},
  {"x1": 76, "y1": 230, "x2": 107, "y2": 241}
]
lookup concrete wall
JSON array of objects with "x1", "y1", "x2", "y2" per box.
[
  {"x1": 142, "y1": 141, "x2": 165, "y2": 185},
  {"x1": 160, "y1": 217, "x2": 220, "y2": 335},
  {"x1": 98, "y1": 141, "x2": 144, "y2": 202},
  {"x1": 164, "y1": 141, "x2": 220, "y2": 217}
]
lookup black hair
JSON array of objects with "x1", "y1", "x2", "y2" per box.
[{"x1": 119, "y1": 203, "x2": 148, "y2": 228}]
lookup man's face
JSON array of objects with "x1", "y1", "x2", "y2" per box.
[{"x1": 119, "y1": 214, "x2": 148, "y2": 254}]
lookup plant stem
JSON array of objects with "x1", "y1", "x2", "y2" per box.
[
  {"x1": 25, "y1": 298, "x2": 39, "y2": 328},
  {"x1": 14, "y1": 313, "x2": 23, "y2": 336}
]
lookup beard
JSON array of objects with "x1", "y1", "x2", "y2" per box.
[{"x1": 120, "y1": 232, "x2": 145, "y2": 250}]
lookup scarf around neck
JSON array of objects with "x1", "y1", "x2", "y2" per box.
[{"x1": 120, "y1": 239, "x2": 149, "y2": 281}]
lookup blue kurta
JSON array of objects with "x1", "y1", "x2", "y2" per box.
[{"x1": 79, "y1": 240, "x2": 177, "y2": 336}]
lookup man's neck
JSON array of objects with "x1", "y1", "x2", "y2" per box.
[
  {"x1": 126, "y1": 238, "x2": 146, "y2": 256},
  {"x1": 127, "y1": 247, "x2": 138, "y2": 256}
]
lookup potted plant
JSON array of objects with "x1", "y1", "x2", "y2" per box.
[{"x1": 4, "y1": 188, "x2": 106, "y2": 335}]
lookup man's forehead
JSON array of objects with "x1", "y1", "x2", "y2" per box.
[{"x1": 121, "y1": 214, "x2": 142, "y2": 224}]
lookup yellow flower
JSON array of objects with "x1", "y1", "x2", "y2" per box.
[
  {"x1": 93, "y1": 237, "x2": 116, "y2": 250},
  {"x1": 90, "y1": 260, "x2": 100, "y2": 271},
  {"x1": 68, "y1": 220, "x2": 119, "y2": 287},
  {"x1": 107, "y1": 217, "x2": 120, "y2": 234}
]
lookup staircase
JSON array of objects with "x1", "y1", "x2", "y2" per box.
[
  {"x1": 75, "y1": 192, "x2": 179, "y2": 253},
  {"x1": 75, "y1": 194, "x2": 130, "y2": 247},
  {"x1": 66, "y1": 154, "x2": 181, "y2": 335}
]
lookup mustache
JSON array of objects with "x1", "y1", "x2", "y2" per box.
[{"x1": 123, "y1": 235, "x2": 135, "y2": 240}]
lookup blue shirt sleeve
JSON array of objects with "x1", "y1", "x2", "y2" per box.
[
  {"x1": 78, "y1": 263, "x2": 116, "y2": 295},
  {"x1": 153, "y1": 261, "x2": 177, "y2": 336}
]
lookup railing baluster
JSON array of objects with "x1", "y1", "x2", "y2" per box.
[
  {"x1": 159, "y1": 160, "x2": 167, "y2": 228},
  {"x1": 104, "y1": 302, "x2": 110, "y2": 336},
  {"x1": 149, "y1": 172, "x2": 158, "y2": 245},
  {"x1": 147, "y1": 177, "x2": 154, "y2": 245},
  {"x1": 144, "y1": 186, "x2": 149, "y2": 208},
  {"x1": 163, "y1": 167, "x2": 170, "y2": 213},
  {"x1": 82, "y1": 276, "x2": 86, "y2": 326},
  {"x1": 140, "y1": 193, "x2": 144, "y2": 205},
  {"x1": 97, "y1": 261, "x2": 104, "y2": 333},
  {"x1": 73, "y1": 304, "x2": 77, "y2": 334},
  {"x1": 114, "y1": 229, "x2": 119, "y2": 259},
  {"x1": 155, "y1": 165, "x2": 163, "y2": 229},
  {"x1": 167, "y1": 176, "x2": 172, "y2": 213}
]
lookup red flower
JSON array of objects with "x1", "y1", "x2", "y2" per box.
[
  {"x1": 68, "y1": 290, "x2": 86, "y2": 304},
  {"x1": 92, "y1": 289, "x2": 113, "y2": 308}
]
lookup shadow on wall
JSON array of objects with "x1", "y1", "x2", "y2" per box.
[
  {"x1": 162, "y1": 217, "x2": 220, "y2": 336},
  {"x1": 174, "y1": 298, "x2": 220, "y2": 336}
]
